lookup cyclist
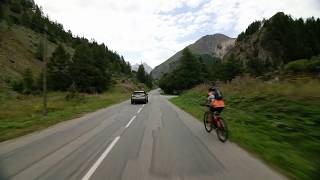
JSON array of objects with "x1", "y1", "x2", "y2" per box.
[{"x1": 206, "y1": 87, "x2": 225, "y2": 126}]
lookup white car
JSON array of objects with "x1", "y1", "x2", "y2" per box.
[{"x1": 131, "y1": 91, "x2": 148, "y2": 104}]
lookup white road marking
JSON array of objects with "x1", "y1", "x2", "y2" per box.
[
  {"x1": 137, "y1": 104, "x2": 145, "y2": 114},
  {"x1": 82, "y1": 136, "x2": 120, "y2": 180},
  {"x1": 125, "y1": 116, "x2": 136, "y2": 128}
]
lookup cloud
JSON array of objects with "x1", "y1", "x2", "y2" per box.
[
  {"x1": 203, "y1": 0, "x2": 320, "y2": 37},
  {"x1": 35, "y1": 0, "x2": 320, "y2": 68}
]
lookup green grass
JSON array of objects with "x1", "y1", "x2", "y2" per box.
[
  {"x1": 0, "y1": 86, "x2": 130, "y2": 142},
  {"x1": 170, "y1": 77, "x2": 320, "y2": 180}
]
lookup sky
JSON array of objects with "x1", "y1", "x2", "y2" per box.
[{"x1": 34, "y1": 0, "x2": 320, "y2": 68}]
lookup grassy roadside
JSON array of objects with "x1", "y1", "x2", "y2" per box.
[
  {"x1": 170, "y1": 76, "x2": 320, "y2": 180},
  {"x1": 0, "y1": 86, "x2": 131, "y2": 142}
]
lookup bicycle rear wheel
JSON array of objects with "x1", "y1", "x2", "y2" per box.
[
  {"x1": 203, "y1": 112, "x2": 212, "y2": 133},
  {"x1": 216, "y1": 117, "x2": 228, "y2": 142}
]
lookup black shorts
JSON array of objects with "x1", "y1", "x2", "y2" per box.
[{"x1": 210, "y1": 107, "x2": 224, "y2": 113}]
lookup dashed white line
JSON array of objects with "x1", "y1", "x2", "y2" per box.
[
  {"x1": 82, "y1": 136, "x2": 120, "y2": 180},
  {"x1": 125, "y1": 115, "x2": 136, "y2": 128},
  {"x1": 82, "y1": 98, "x2": 146, "y2": 180}
]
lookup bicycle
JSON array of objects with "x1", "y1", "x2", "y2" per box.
[{"x1": 201, "y1": 104, "x2": 228, "y2": 142}]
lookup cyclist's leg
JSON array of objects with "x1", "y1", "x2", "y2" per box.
[
  {"x1": 208, "y1": 107, "x2": 213, "y2": 123},
  {"x1": 214, "y1": 107, "x2": 224, "y2": 128},
  {"x1": 209, "y1": 107, "x2": 217, "y2": 128},
  {"x1": 208, "y1": 108, "x2": 212, "y2": 122}
]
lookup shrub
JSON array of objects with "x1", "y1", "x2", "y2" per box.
[
  {"x1": 22, "y1": 68, "x2": 34, "y2": 94},
  {"x1": 10, "y1": 1, "x2": 22, "y2": 14},
  {"x1": 285, "y1": 59, "x2": 309, "y2": 73},
  {"x1": 10, "y1": 80, "x2": 23, "y2": 93},
  {"x1": 10, "y1": 68, "x2": 37, "y2": 94},
  {"x1": 285, "y1": 57, "x2": 320, "y2": 74}
]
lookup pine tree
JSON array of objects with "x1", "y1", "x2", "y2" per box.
[
  {"x1": 48, "y1": 45, "x2": 72, "y2": 90},
  {"x1": 145, "y1": 74, "x2": 153, "y2": 88},
  {"x1": 36, "y1": 40, "x2": 44, "y2": 61},
  {"x1": 0, "y1": 3, "x2": 4, "y2": 21},
  {"x1": 221, "y1": 55, "x2": 242, "y2": 81},
  {"x1": 137, "y1": 64, "x2": 146, "y2": 83},
  {"x1": 159, "y1": 48, "x2": 203, "y2": 94},
  {"x1": 178, "y1": 48, "x2": 203, "y2": 90},
  {"x1": 70, "y1": 44, "x2": 110, "y2": 93}
]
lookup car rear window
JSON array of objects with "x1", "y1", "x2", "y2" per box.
[{"x1": 134, "y1": 92, "x2": 145, "y2": 95}]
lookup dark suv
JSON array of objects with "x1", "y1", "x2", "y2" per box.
[{"x1": 131, "y1": 91, "x2": 148, "y2": 104}]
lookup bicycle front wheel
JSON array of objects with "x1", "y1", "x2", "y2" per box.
[{"x1": 203, "y1": 112, "x2": 213, "y2": 133}]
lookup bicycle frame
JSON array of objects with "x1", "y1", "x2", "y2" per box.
[{"x1": 209, "y1": 111, "x2": 224, "y2": 129}]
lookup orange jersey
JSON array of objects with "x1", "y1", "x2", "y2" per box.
[{"x1": 212, "y1": 99, "x2": 225, "y2": 108}]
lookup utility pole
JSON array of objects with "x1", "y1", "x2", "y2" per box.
[{"x1": 43, "y1": 25, "x2": 48, "y2": 116}]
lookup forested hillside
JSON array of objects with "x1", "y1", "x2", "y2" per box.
[
  {"x1": 159, "y1": 12, "x2": 320, "y2": 94},
  {"x1": 0, "y1": 0, "x2": 146, "y2": 93},
  {"x1": 225, "y1": 12, "x2": 320, "y2": 76}
]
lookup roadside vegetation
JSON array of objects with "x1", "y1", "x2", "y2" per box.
[
  {"x1": 0, "y1": 78, "x2": 149, "y2": 142},
  {"x1": 0, "y1": 0, "x2": 154, "y2": 141},
  {"x1": 171, "y1": 76, "x2": 320, "y2": 180}
]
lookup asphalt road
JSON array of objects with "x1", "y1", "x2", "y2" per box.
[{"x1": 0, "y1": 89, "x2": 286, "y2": 180}]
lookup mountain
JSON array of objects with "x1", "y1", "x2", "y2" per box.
[
  {"x1": 151, "y1": 34, "x2": 235, "y2": 79},
  {"x1": 131, "y1": 63, "x2": 153, "y2": 74}
]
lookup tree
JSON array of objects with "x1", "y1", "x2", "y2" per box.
[
  {"x1": 30, "y1": 5, "x2": 44, "y2": 32},
  {"x1": 246, "y1": 58, "x2": 267, "y2": 76},
  {"x1": 21, "y1": 0, "x2": 34, "y2": 10},
  {"x1": 220, "y1": 55, "x2": 242, "y2": 81},
  {"x1": 199, "y1": 56, "x2": 209, "y2": 81},
  {"x1": 22, "y1": 68, "x2": 34, "y2": 94},
  {"x1": 159, "y1": 73, "x2": 175, "y2": 94},
  {"x1": 0, "y1": 3, "x2": 4, "y2": 21},
  {"x1": 145, "y1": 74, "x2": 153, "y2": 89},
  {"x1": 159, "y1": 48, "x2": 204, "y2": 94},
  {"x1": 126, "y1": 62, "x2": 132, "y2": 75},
  {"x1": 70, "y1": 44, "x2": 111, "y2": 93},
  {"x1": 178, "y1": 48, "x2": 203, "y2": 90},
  {"x1": 21, "y1": 12, "x2": 31, "y2": 26},
  {"x1": 137, "y1": 64, "x2": 146, "y2": 83},
  {"x1": 36, "y1": 40, "x2": 44, "y2": 61},
  {"x1": 208, "y1": 59, "x2": 223, "y2": 81},
  {"x1": 10, "y1": 1, "x2": 22, "y2": 14},
  {"x1": 261, "y1": 13, "x2": 320, "y2": 64},
  {"x1": 245, "y1": 21, "x2": 261, "y2": 36},
  {"x1": 236, "y1": 32, "x2": 245, "y2": 42},
  {"x1": 48, "y1": 45, "x2": 72, "y2": 90},
  {"x1": 236, "y1": 21, "x2": 261, "y2": 43}
]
